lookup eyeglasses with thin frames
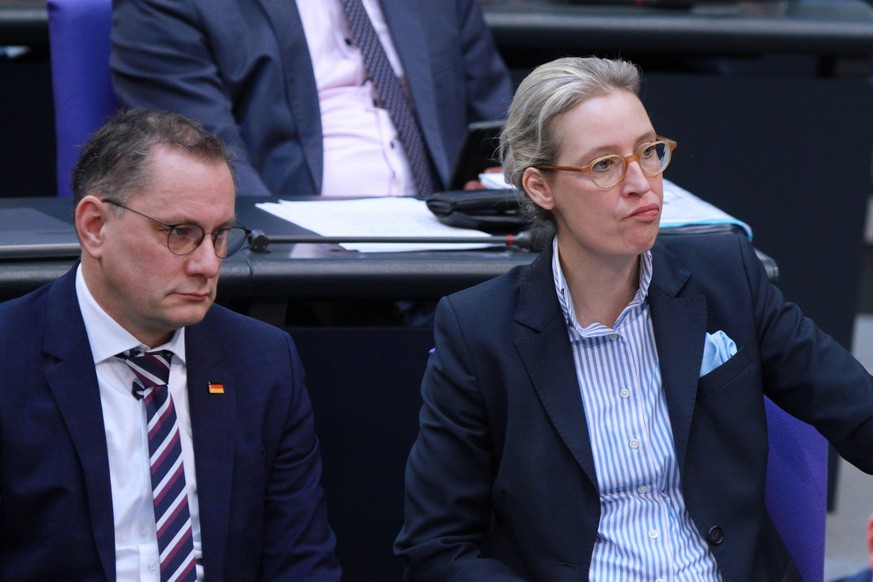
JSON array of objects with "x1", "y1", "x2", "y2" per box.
[
  {"x1": 535, "y1": 137, "x2": 677, "y2": 189},
  {"x1": 102, "y1": 198, "x2": 251, "y2": 258}
]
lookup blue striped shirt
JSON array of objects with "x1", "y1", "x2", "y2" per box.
[{"x1": 551, "y1": 239, "x2": 722, "y2": 581}]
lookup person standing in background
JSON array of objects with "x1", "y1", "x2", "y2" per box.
[{"x1": 111, "y1": 0, "x2": 513, "y2": 199}]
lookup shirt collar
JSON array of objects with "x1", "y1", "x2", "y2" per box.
[
  {"x1": 551, "y1": 237, "x2": 653, "y2": 334},
  {"x1": 75, "y1": 265, "x2": 187, "y2": 365}
]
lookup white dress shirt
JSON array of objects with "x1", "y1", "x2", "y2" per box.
[
  {"x1": 297, "y1": 0, "x2": 415, "y2": 197},
  {"x1": 76, "y1": 266, "x2": 203, "y2": 581}
]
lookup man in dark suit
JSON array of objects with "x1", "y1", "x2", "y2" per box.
[
  {"x1": 0, "y1": 109, "x2": 341, "y2": 580},
  {"x1": 111, "y1": 0, "x2": 513, "y2": 198}
]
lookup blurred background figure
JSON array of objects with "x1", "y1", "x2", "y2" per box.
[{"x1": 111, "y1": 0, "x2": 513, "y2": 199}]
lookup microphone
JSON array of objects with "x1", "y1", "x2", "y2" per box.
[{"x1": 246, "y1": 229, "x2": 542, "y2": 253}]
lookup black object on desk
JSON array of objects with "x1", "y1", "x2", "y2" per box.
[
  {"x1": 426, "y1": 188, "x2": 531, "y2": 233},
  {"x1": 448, "y1": 119, "x2": 505, "y2": 190}
]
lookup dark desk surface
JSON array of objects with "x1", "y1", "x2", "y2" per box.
[
  {"x1": 0, "y1": 0, "x2": 46, "y2": 44},
  {"x1": 482, "y1": 0, "x2": 873, "y2": 58},
  {"x1": 0, "y1": 197, "x2": 537, "y2": 310},
  {"x1": 7, "y1": 0, "x2": 873, "y2": 56},
  {"x1": 0, "y1": 197, "x2": 777, "y2": 321}
]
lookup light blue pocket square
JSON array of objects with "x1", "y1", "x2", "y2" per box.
[{"x1": 700, "y1": 330, "x2": 738, "y2": 377}]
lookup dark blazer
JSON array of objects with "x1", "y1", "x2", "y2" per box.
[
  {"x1": 0, "y1": 268, "x2": 341, "y2": 581},
  {"x1": 395, "y1": 233, "x2": 873, "y2": 581},
  {"x1": 111, "y1": 0, "x2": 513, "y2": 197}
]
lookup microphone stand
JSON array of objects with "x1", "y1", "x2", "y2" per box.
[{"x1": 246, "y1": 229, "x2": 538, "y2": 253}]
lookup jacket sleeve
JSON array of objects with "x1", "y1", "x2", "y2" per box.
[
  {"x1": 258, "y1": 332, "x2": 342, "y2": 580},
  {"x1": 455, "y1": 0, "x2": 513, "y2": 123},
  {"x1": 735, "y1": 235, "x2": 873, "y2": 472},
  {"x1": 111, "y1": 0, "x2": 272, "y2": 197},
  {"x1": 395, "y1": 296, "x2": 526, "y2": 581}
]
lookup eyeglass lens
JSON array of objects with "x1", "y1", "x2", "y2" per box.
[
  {"x1": 593, "y1": 141, "x2": 671, "y2": 188},
  {"x1": 167, "y1": 225, "x2": 249, "y2": 258}
]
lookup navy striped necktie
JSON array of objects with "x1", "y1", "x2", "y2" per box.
[
  {"x1": 119, "y1": 349, "x2": 197, "y2": 582},
  {"x1": 340, "y1": 0, "x2": 435, "y2": 196}
]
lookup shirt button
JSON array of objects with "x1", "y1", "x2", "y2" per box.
[
  {"x1": 637, "y1": 484, "x2": 649, "y2": 494},
  {"x1": 648, "y1": 529, "x2": 659, "y2": 539},
  {"x1": 619, "y1": 388, "x2": 630, "y2": 398},
  {"x1": 708, "y1": 526, "x2": 725, "y2": 545},
  {"x1": 147, "y1": 561, "x2": 157, "y2": 571},
  {"x1": 629, "y1": 438, "x2": 640, "y2": 450},
  {"x1": 138, "y1": 526, "x2": 146, "y2": 537}
]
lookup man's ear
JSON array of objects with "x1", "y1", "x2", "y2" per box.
[
  {"x1": 522, "y1": 167, "x2": 555, "y2": 211},
  {"x1": 75, "y1": 195, "x2": 109, "y2": 259}
]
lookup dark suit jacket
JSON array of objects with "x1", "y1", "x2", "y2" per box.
[
  {"x1": 395, "y1": 233, "x2": 873, "y2": 581},
  {"x1": 0, "y1": 268, "x2": 341, "y2": 581},
  {"x1": 111, "y1": 0, "x2": 513, "y2": 197}
]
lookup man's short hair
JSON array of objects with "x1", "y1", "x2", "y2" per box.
[{"x1": 71, "y1": 109, "x2": 235, "y2": 205}]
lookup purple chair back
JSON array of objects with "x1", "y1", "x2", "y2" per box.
[
  {"x1": 47, "y1": 0, "x2": 119, "y2": 198},
  {"x1": 765, "y1": 396, "x2": 828, "y2": 581}
]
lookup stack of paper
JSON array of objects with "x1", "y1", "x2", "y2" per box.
[
  {"x1": 256, "y1": 178, "x2": 751, "y2": 253},
  {"x1": 257, "y1": 197, "x2": 495, "y2": 252}
]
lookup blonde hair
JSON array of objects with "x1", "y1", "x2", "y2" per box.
[{"x1": 499, "y1": 57, "x2": 640, "y2": 225}]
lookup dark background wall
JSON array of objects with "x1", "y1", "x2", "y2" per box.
[{"x1": 0, "y1": 44, "x2": 55, "y2": 197}]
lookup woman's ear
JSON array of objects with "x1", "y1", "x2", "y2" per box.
[
  {"x1": 522, "y1": 167, "x2": 555, "y2": 211},
  {"x1": 75, "y1": 195, "x2": 109, "y2": 259}
]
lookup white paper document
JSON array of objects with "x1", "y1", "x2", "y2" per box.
[
  {"x1": 256, "y1": 197, "x2": 496, "y2": 252},
  {"x1": 256, "y1": 179, "x2": 751, "y2": 253},
  {"x1": 661, "y1": 180, "x2": 752, "y2": 240}
]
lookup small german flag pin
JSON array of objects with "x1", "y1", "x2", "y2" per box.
[{"x1": 208, "y1": 382, "x2": 225, "y2": 394}]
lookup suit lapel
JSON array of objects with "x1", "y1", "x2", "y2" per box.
[
  {"x1": 512, "y1": 242, "x2": 711, "y2": 484},
  {"x1": 185, "y1": 318, "x2": 236, "y2": 578},
  {"x1": 378, "y1": 0, "x2": 449, "y2": 184},
  {"x1": 513, "y1": 247, "x2": 599, "y2": 488},
  {"x1": 43, "y1": 269, "x2": 116, "y2": 581},
  {"x1": 256, "y1": 0, "x2": 324, "y2": 191},
  {"x1": 648, "y1": 243, "x2": 707, "y2": 470}
]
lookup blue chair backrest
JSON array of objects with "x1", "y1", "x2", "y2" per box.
[
  {"x1": 47, "y1": 0, "x2": 119, "y2": 198},
  {"x1": 765, "y1": 397, "x2": 828, "y2": 581}
]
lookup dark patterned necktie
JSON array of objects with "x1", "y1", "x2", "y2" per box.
[
  {"x1": 340, "y1": 0, "x2": 435, "y2": 195},
  {"x1": 119, "y1": 349, "x2": 197, "y2": 582}
]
